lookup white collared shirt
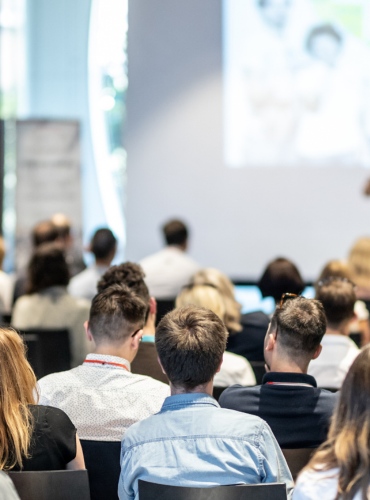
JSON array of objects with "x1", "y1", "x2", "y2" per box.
[
  {"x1": 68, "y1": 264, "x2": 109, "y2": 301},
  {"x1": 38, "y1": 353, "x2": 170, "y2": 441},
  {"x1": 140, "y1": 246, "x2": 200, "y2": 299},
  {"x1": 308, "y1": 334, "x2": 360, "y2": 389}
]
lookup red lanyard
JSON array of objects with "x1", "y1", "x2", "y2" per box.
[{"x1": 84, "y1": 359, "x2": 129, "y2": 371}]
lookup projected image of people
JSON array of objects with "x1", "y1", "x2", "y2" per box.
[{"x1": 224, "y1": 0, "x2": 370, "y2": 168}]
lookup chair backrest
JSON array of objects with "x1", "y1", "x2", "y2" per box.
[
  {"x1": 138, "y1": 480, "x2": 287, "y2": 500},
  {"x1": 212, "y1": 386, "x2": 227, "y2": 401},
  {"x1": 18, "y1": 328, "x2": 71, "y2": 379},
  {"x1": 131, "y1": 342, "x2": 168, "y2": 384},
  {"x1": 282, "y1": 448, "x2": 316, "y2": 481},
  {"x1": 80, "y1": 440, "x2": 121, "y2": 500},
  {"x1": 250, "y1": 361, "x2": 266, "y2": 385},
  {"x1": 8, "y1": 470, "x2": 90, "y2": 500}
]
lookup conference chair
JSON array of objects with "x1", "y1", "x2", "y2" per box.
[
  {"x1": 282, "y1": 448, "x2": 316, "y2": 481},
  {"x1": 80, "y1": 440, "x2": 121, "y2": 500},
  {"x1": 212, "y1": 386, "x2": 227, "y2": 401},
  {"x1": 138, "y1": 480, "x2": 287, "y2": 500},
  {"x1": 18, "y1": 328, "x2": 71, "y2": 379},
  {"x1": 155, "y1": 299, "x2": 176, "y2": 325},
  {"x1": 8, "y1": 470, "x2": 90, "y2": 500}
]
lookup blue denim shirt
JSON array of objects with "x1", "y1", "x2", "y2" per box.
[{"x1": 118, "y1": 393, "x2": 293, "y2": 500}]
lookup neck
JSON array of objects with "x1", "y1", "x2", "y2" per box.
[
  {"x1": 93, "y1": 343, "x2": 132, "y2": 363},
  {"x1": 170, "y1": 379, "x2": 213, "y2": 397},
  {"x1": 326, "y1": 325, "x2": 349, "y2": 336},
  {"x1": 268, "y1": 356, "x2": 308, "y2": 374},
  {"x1": 95, "y1": 258, "x2": 111, "y2": 267}
]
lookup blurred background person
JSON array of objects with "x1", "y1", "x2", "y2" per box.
[
  {"x1": 0, "y1": 236, "x2": 14, "y2": 315},
  {"x1": 348, "y1": 237, "x2": 370, "y2": 311}
]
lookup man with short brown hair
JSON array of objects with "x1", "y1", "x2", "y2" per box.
[{"x1": 118, "y1": 305, "x2": 293, "y2": 500}]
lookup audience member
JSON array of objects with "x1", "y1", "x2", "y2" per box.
[
  {"x1": 309, "y1": 278, "x2": 360, "y2": 389},
  {"x1": 0, "y1": 237, "x2": 14, "y2": 314},
  {"x1": 97, "y1": 262, "x2": 168, "y2": 383},
  {"x1": 12, "y1": 243, "x2": 91, "y2": 367},
  {"x1": 258, "y1": 257, "x2": 305, "y2": 304},
  {"x1": 13, "y1": 220, "x2": 60, "y2": 304},
  {"x1": 0, "y1": 328, "x2": 84, "y2": 471},
  {"x1": 118, "y1": 306, "x2": 293, "y2": 500},
  {"x1": 348, "y1": 237, "x2": 370, "y2": 312},
  {"x1": 140, "y1": 219, "x2": 199, "y2": 299},
  {"x1": 316, "y1": 259, "x2": 370, "y2": 345},
  {"x1": 38, "y1": 284, "x2": 169, "y2": 441},
  {"x1": 191, "y1": 268, "x2": 270, "y2": 361},
  {"x1": 51, "y1": 213, "x2": 86, "y2": 277},
  {"x1": 294, "y1": 345, "x2": 370, "y2": 499},
  {"x1": 176, "y1": 283, "x2": 256, "y2": 387},
  {"x1": 220, "y1": 295, "x2": 338, "y2": 448},
  {"x1": 69, "y1": 228, "x2": 117, "y2": 301}
]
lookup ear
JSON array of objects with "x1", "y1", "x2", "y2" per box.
[
  {"x1": 157, "y1": 357, "x2": 167, "y2": 375},
  {"x1": 130, "y1": 329, "x2": 143, "y2": 351},
  {"x1": 149, "y1": 297, "x2": 157, "y2": 315},
  {"x1": 312, "y1": 344, "x2": 322, "y2": 360},
  {"x1": 215, "y1": 357, "x2": 223, "y2": 374},
  {"x1": 84, "y1": 321, "x2": 93, "y2": 342},
  {"x1": 265, "y1": 331, "x2": 277, "y2": 352}
]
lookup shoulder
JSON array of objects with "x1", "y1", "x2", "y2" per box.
[
  {"x1": 38, "y1": 368, "x2": 80, "y2": 395},
  {"x1": 30, "y1": 404, "x2": 75, "y2": 430},
  {"x1": 241, "y1": 311, "x2": 270, "y2": 326},
  {"x1": 219, "y1": 384, "x2": 260, "y2": 406},
  {"x1": 294, "y1": 467, "x2": 340, "y2": 499}
]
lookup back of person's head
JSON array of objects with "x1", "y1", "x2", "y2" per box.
[
  {"x1": 315, "y1": 278, "x2": 356, "y2": 329},
  {"x1": 348, "y1": 237, "x2": 370, "y2": 289},
  {"x1": 156, "y1": 305, "x2": 228, "y2": 390},
  {"x1": 0, "y1": 328, "x2": 36, "y2": 469},
  {"x1": 306, "y1": 345, "x2": 370, "y2": 499},
  {"x1": 190, "y1": 268, "x2": 242, "y2": 332},
  {"x1": 315, "y1": 260, "x2": 351, "y2": 292},
  {"x1": 88, "y1": 284, "x2": 147, "y2": 345},
  {"x1": 258, "y1": 257, "x2": 305, "y2": 303},
  {"x1": 270, "y1": 296, "x2": 326, "y2": 358},
  {"x1": 90, "y1": 228, "x2": 117, "y2": 262},
  {"x1": 176, "y1": 284, "x2": 226, "y2": 323},
  {"x1": 27, "y1": 242, "x2": 69, "y2": 294},
  {"x1": 51, "y1": 213, "x2": 71, "y2": 240},
  {"x1": 97, "y1": 262, "x2": 150, "y2": 307},
  {"x1": 31, "y1": 220, "x2": 59, "y2": 248},
  {"x1": 162, "y1": 219, "x2": 188, "y2": 247}
]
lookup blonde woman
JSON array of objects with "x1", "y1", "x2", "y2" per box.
[
  {"x1": 348, "y1": 238, "x2": 370, "y2": 301},
  {"x1": 0, "y1": 328, "x2": 84, "y2": 471},
  {"x1": 294, "y1": 345, "x2": 370, "y2": 499},
  {"x1": 176, "y1": 284, "x2": 256, "y2": 387},
  {"x1": 190, "y1": 268, "x2": 270, "y2": 361}
]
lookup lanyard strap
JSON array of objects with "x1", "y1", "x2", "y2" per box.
[{"x1": 83, "y1": 359, "x2": 129, "y2": 371}]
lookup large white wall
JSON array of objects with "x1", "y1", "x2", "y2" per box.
[{"x1": 125, "y1": 0, "x2": 370, "y2": 281}]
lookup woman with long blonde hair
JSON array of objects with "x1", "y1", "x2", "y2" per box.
[
  {"x1": 294, "y1": 345, "x2": 370, "y2": 499},
  {"x1": 176, "y1": 284, "x2": 256, "y2": 387},
  {"x1": 0, "y1": 328, "x2": 84, "y2": 470}
]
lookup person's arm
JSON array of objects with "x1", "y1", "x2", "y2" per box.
[
  {"x1": 258, "y1": 422, "x2": 294, "y2": 499},
  {"x1": 66, "y1": 434, "x2": 85, "y2": 470}
]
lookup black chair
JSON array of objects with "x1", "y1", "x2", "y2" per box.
[
  {"x1": 80, "y1": 440, "x2": 121, "y2": 500},
  {"x1": 1, "y1": 313, "x2": 12, "y2": 326},
  {"x1": 17, "y1": 328, "x2": 71, "y2": 379},
  {"x1": 8, "y1": 470, "x2": 90, "y2": 500},
  {"x1": 212, "y1": 386, "x2": 227, "y2": 401},
  {"x1": 155, "y1": 299, "x2": 176, "y2": 326},
  {"x1": 250, "y1": 361, "x2": 266, "y2": 385},
  {"x1": 282, "y1": 448, "x2": 316, "y2": 481},
  {"x1": 138, "y1": 480, "x2": 287, "y2": 500}
]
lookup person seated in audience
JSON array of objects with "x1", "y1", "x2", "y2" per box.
[
  {"x1": 51, "y1": 213, "x2": 86, "y2": 277},
  {"x1": 13, "y1": 219, "x2": 60, "y2": 304},
  {"x1": 0, "y1": 328, "x2": 84, "y2": 471},
  {"x1": 38, "y1": 284, "x2": 169, "y2": 442},
  {"x1": 219, "y1": 295, "x2": 338, "y2": 448},
  {"x1": 176, "y1": 283, "x2": 256, "y2": 387},
  {"x1": 12, "y1": 243, "x2": 91, "y2": 367},
  {"x1": 190, "y1": 268, "x2": 270, "y2": 361},
  {"x1": 118, "y1": 305, "x2": 293, "y2": 500},
  {"x1": 0, "y1": 236, "x2": 14, "y2": 315},
  {"x1": 308, "y1": 278, "x2": 360, "y2": 389},
  {"x1": 348, "y1": 237, "x2": 370, "y2": 313},
  {"x1": 140, "y1": 219, "x2": 199, "y2": 300},
  {"x1": 69, "y1": 228, "x2": 117, "y2": 301},
  {"x1": 294, "y1": 345, "x2": 370, "y2": 499},
  {"x1": 316, "y1": 259, "x2": 370, "y2": 345},
  {"x1": 97, "y1": 262, "x2": 168, "y2": 383}
]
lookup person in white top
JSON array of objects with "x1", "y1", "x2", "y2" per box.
[
  {"x1": 69, "y1": 228, "x2": 117, "y2": 301},
  {"x1": 38, "y1": 283, "x2": 169, "y2": 441},
  {"x1": 294, "y1": 345, "x2": 370, "y2": 500},
  {"x1": 176, "y1": 283, "x2": 256, "y2": 387},
  {"x1": 140, "y1": 219, "x2": 199, "y2": 299},
  {"x1": 308, "y1": 277, "x2": 360, "y2": 389}
]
